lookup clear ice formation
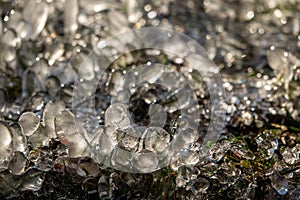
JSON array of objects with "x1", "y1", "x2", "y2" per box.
[{"x1": 0, "y1": 0, "x2": 299, "y2": 197}]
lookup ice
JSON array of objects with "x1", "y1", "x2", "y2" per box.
[
  {"x1": 267, "y1": 48, "x2": 289, "y2": 77},
  {"x1": 0, "y1": 88, "x2": 7, "y2": 113},
  {"x1": 231, "y1": 145, "x2": 255, "y2": 160},
  {"x1": 105, "y1": 103, "x2": 131, "y2": 129},
  {"x1": 207, "y1": 140, "x2": 231, "y2": 162},
  {"x1": 0, "y1": 0, "x2": 300, "y2": 197},
  {"x1": 133, "y1": 151, "x2": 158, "y2": 173},
  {"x1": 119, "y1": 129, "x2": 139, "y2": 152},
  {"x1": 108, "y1": 10, "x2": 129, "y2": 35},
  {"x1": 6, "y1": 3, "x2": 46, "y2": 41},
  {"x1": 10, "y1": 123, "x2": 27, "y2": 153},
  {"x1": 18, "y1": 112, "x2": 40, "y2": 137},
  {"x1": 43, "y1": 100, "x2": 66, "y2": 138},
  {"x1": 0, "y1": 122, "x2": 13, "y2": 168},
  {"x1": 178, "y1": 127, "x2": 199, "y2": 144},
  {"x1": 51, "y1": 62, "x2": 77, "y2": 86},
  {"x1": 23, "y1": 0, "x2": 48, "y2": 40},
  {"x1": 98, "y1": 129, "x2": 115, "y2": 155},
  {"x1": 134, "y1": 64, "x2": 164, "y2": 85},
  {"x1": 32, "y1": 60, "x2": 50, "y2": 91},
  {"x1": 281, "y1": 146, "x2": 299, "y2": 165},
  {"x1": 0, "y1": 18, "x2": 2, "y2": 37},
  {"x1": 170, "y1": 136, "x2": 191, "y2": 157},
  {"x1": 267, "y1": 48, "x2": 294, "y2": 91},
  {"x1": 126, "y1": 0, "x2": 142, "y2": 23},
  {"x1": 179, "y1": 149, "x2": 199, "y2": 166},
  {"x1": 77, "y1": 54, "x2": 98, "y2": 82},
  {"x1": 0, "y1": 30, "x2": 17, "y2": 62},
  {"x1": 19, "y1": 112, "x2": 49, "y2": 147},
  {"x1": 26, "y1": 128, "x2": 49, "y2": 148},
  {"x1": 148, "y1": 104, "x2": 166, "y2": 127},
  {"x1": 79, "y1": 0, "x2": 119, "y2": 13},
  {"x1": 143, "y1": 127, "x2": 170, "y2": 153},
  {"x1": 238, "y1": 1, "x2": 255, "y2": 21},
  {"x1": 270, "y1": 173, "x2": 288, "y2": 195},
  {"x1": 158, "y1": 71, "x2": 181, "y2": 90},
  {"x1": 110, "y1": 72, "x2": 126, "y2": 97},
  {"x1": 54, "y1": 110, "x2": 90, "y2": 157},
  {"x1": 256, "y1": 132, "x2": 279, "y2": 159},
  {"x1": 22, "y1": 70, "x2": 38, "y2": 98},
  {"x1": 8, "y1": 151, "x2": 27, "y2": 175},
  {"x1": 14, "y1": 19, "x2": 32, "y2": 40},
  {"x1": 45, "y1": 43, "x2": 65, "y2": 66},
  {"x1": 64, "y1": 0, "x2": 78, "y2": 36},
  {"x1": 1, "y1": 29, "x2": 18, "y2": 47},
  {"x1": 111, "y1": 148, "x2": 133, "y2": 172}
]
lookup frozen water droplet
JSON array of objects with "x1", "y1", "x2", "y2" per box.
[
  {"x1": 18, "y1": 112, "x2": 40, "y2": 137},
  {"x1": 105, "y1": 103, "x2": 130, "y2": 129},
  {"x1": 111, "y1": 148, "x2": 133, "y2": 172},
  {"x1": 267, "y1": 49, "x2": 288, "y2": 76},
  {"x1": 78, "y1": 54, "x2": 97, "y2": 81},
  {"x1": 108, "y1": 10, "x2": 129, "y2": 35},
  {"x1": 10, "y1": 123, "x2": 27, "y2": 153},
  {"x1": 179, "y1": 149, "x2": 199, "y2": 165},
  {"x1": 27, "y1": 127, "x2": 49, "y2": 148},
  {"x1": 179, "y1": 127, "x2": 199, "y2": 144},
  {"x1": 14, "y1": 19, "x2": 32, "y2": 39},
  {"x1": 79, "y1": 0, "x2": 118, "y2": 13},
  {"x1": 64, "y1": 0, "x2": 78, "y2": 36},
  {"x1": 281, "y1": 146, "x2": 299, "y2": 165},
  {"x1": 8, "y1": 151, "x2": 27, "y2": 175},
  {"x1": 148, "y1": 104, "x2": 166, "y2": 127},
  {"x1": 256, "y1": 133, "x2": 278, "y2": 159},
  {"x1": 0, "y1": 18, "x2": 2, "y2": 37},
  {"x1": 133, "y1": 151, "x2": 158, "y2": 173},
  {"x1": 144, "y1": 127, "x2": 170, "y2": 153},
  {"x1": 0, "y1": 88, "x2": 7, "y2": 113},
  {"x1": 43, "y1": 100, "x2": 66, "y2": 138},
  {"x1": 1, "y1": 29, "x2": 18, "y2": 47},
  {"x1": 270, "y1": 173, "x2": 288, "y2": 195},
  {"x1": 207, "y1": 140, "x2": 231, "y2": 162},
  {"x1": 98, "y1": 129, "x2": 115, "y2": 155},
  {"x1": 127, "y1": 0, "x2": 142, "y2": 23},
  {"x1": 55, "y1": 110, "x2": 89, "y2": 157},
  {"x1": 45, "y1": 43, "x2": 65, "y2": 66},
  {"x1": 267, "y1": 48, "x2": 294, "y2": 91},
  {"x1": 0, "y1": 122, "x2": 13, "y2": 160},
  {"x1": 119, "y1": 129, "x2": 139, "y2": 152},
  {"x1": 23, "y1": 0, "x2": 49, "y2": 40},
  {"x1": 135, "y1": 64, "x2": 164, "y2": 85},
  {"x1": 22, "y1": 70, "x2": 39, "y2": 98}
]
